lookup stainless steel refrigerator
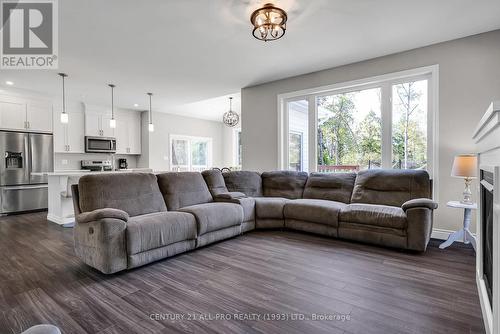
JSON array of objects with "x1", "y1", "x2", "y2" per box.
[{"x1": 0, "y1": 131, "x2": 53, "y2": 214}]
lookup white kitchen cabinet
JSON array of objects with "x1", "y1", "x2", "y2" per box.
[
  {"x1": 85, "y1": 110, "x2": 114, "y2": 137},
  {"x1": 101, "y1": 114, "x2": 115, "y2": 138},
  {"x1": 0, "y1": 95, "x2": 52, "y2": 132},
  {"x1": 54, "y1": 112, "x2": 85, "y2": 153},
  {"x1": 27, "y1": 100, "x2": 53, "y2": 132},
  {"x1": 0, "y1": 99, "x2": 26, "y2": 131},
  {"x1": 115, "y1": 110, "x2": 141, "y2": 155}
]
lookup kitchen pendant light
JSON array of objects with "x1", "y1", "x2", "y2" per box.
[
  {"x1": 147, "y1": 92, "x2": 154, "y2": 132},
  {"x1": 109, "y1": 84, "x2": 116, "y2": 128},
  {"x1": 58, "y1": 73, "x2": 68, "y2": 123},
  {"x1": 223, "y1": 97, "x2": 239, "y2": 127}
]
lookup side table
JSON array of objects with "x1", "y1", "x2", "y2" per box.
[{"x1": 439, "y1": 201, "x2": 477, "y2": 251}]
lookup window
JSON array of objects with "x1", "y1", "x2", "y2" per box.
[
  {"x1": 317, "y1": 87, "x2": 381, "y2": 172},
  {"x1": 234, "y1": 129, "x2": 242, "y2": 167},
  {"x1": 279, "y1": 66, "x2": 436, "y2": 178},
  {"x1": 289, "y1": 131, "x2": 303, "y2": 171},
  {"x1": 391, "y1": 80, "x2": 428, "y2": 170},
  {"x1": 286, "y1": 99, "x2": 309, "y2": 172},
  {"x1": 170, "y1": 135, "x2": 212, "y2": 172}
]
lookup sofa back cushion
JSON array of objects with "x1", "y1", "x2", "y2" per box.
[
  {"x1": 261, "y1": 171, "x2": 308, "y2": 199},
  {"x1": 303, "y1": 172, "x2": 356, "y2": 203},
  {"x1": 351, "y1": 169, "x2": 431, "y2": 207},
  {"x1": 78, "y1": 173, "x2": 167, "y2": 217},
  {"x1": 201, "y1": 169, "x2": 228, "y2": 196},
  {"x1": 157, "y1": 172, "x2": 213, "y2": 210},
  {"x1": 223, "y1": 171, "x2": 263, "y2": 197}
]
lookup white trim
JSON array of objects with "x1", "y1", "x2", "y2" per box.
[{"x1": 277, "y1": 65, "x2": 439, "y2": 100}]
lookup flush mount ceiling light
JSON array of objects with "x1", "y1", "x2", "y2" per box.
[
  {"x1": 250, "y1": 3, "x2": 287, "y2": 42},
  {"x1": 58, "y1": 73, "x2": 68, "y2": 124},
  {"x1": 223, "y1": 97, "x2": 239, "y2": 127}
]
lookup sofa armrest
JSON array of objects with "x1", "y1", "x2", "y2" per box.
[
  {"x1": 402, "y1": 198, "x2": 438, "y2": 212},
  {"x1": 214, "y1": 192, "x2": 246, "y2": 200},
  {"x1": 76, "y1": 208, "x2": 129, "y2": 224}
]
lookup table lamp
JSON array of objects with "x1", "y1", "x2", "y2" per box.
[{"x1": 451, "y1": 154, "x2": 477, "y2": 204}]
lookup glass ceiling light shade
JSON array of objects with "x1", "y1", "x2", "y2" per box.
[
  {"x1": 58, "y1": 73, "x2": 69, "y2": 123},
  {"x1": 147, "y1": 92, "x2": 154, "y2": 132},
  {"x1": 223, "y1": 97, "x2": 240, "y2": 127},
  {"x1": 250, "y1": 3, "x2": 287, "y2": 42},
  {"x1": 109, "y1": 84, "x2": 116, "y2": 128}
]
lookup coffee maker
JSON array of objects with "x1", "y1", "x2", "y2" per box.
[{"x1": 118, "y1": 158, "x2": 128, "y2": 170}]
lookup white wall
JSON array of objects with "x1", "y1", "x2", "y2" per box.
[
  {"x1": 241, "y1": 29, "x2": 500, "y2": 233},
  {"x1": 138, "y1": 111, "x2": 227, "y2": 171}
]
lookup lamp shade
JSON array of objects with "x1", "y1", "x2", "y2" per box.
[{"x1": 451, "y1": 154, "x2": 477, "y2": 178}]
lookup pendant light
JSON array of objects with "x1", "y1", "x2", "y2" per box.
[
  {"x1": 147, "y1": 92, "x2": 154, "y2": 132},
  {"x1": 109, "y1": 84, "x2": 116, "y2": 128},
  {"x1": 58, "y1": 73, "x2": 68, "y2": 123},
  {"x1": 223, "y1": 97, "x2": 239, "y2": 127}
]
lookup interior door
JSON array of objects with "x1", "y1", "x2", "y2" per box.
[{"x1": 29, "y1": 133, "x2": 54, "y2": 184}]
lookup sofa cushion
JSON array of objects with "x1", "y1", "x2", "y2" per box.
[
  {"x1": 284, "y1": 199, "x2": 346, "y2": 227},
  {"x1": 351, "y1": 169, "x2": 431, "y2": 207},
  {"x1": 126, "y1": 212, "x2": 197, "y2": 255},
  {"x1": 78, "y1": 173, "x2": 167, "y2": 217},
  {"x1": 202, "y1": 169, "x2": 229, "y2": 196},
  {"x1": 255, "y1": 197, "x2": 289, "y2": 219},
  {"x1": 340, "y1": 203, "x2": 407, "y2": 230},
  {"x1": 179, "y1": 202, "x2": 243, "y2": 235},
  {"x1": 223, "y1": 171, "x2": 263, "y2": 197},
  {"x1": 157, "y1": 172, "x2": 213, "y2": 211},
  {"x1": 303, "y1": 172, "x2": 356, "y2": 203},
  {"x1": 261, "y1": 171, "x2": 308, "y2": 199}
]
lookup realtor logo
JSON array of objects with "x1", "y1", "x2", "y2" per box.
[{"x1": 1, "y1": 0, "x2": 58, "y2": 69}]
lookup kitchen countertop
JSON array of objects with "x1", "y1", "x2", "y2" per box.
[{"x1": 32, "y1": 168, "x2": 154, "y2": 176}]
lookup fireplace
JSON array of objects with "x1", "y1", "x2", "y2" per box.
[
  {"x1": 473, "y1": 101, "x2": 500, "y2": 334},
  {"x1": 481, "y1": 169, "x2": 494, "y2": 306}
]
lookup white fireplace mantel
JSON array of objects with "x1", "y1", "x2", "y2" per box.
[{"x1": 474, "y1": 101, "x2": 500, "y2": 334}]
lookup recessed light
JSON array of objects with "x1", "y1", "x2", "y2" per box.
[
  {"x1": 133, "y1": 103, "x2": 139, "y2": 107},
  {"x1": 5, "y1": 81, "x2": 14, "y2": 85}
]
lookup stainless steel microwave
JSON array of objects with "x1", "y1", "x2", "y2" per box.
[{"x1": 85, "y1": 136, "x2": 116, "y2": 153}]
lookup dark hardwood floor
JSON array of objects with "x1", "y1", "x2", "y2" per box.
[{"x1": 0, "y1": 212, "x2": 484, "y2": 334}]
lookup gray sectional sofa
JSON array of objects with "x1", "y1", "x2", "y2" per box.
[{"x1": 72, "y1": 169, "x2": 437, "y2": 274}]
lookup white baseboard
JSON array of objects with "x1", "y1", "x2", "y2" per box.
[
  {"x1": 431, "y1": 228, "x2": 476, "y2": 241},
  {"x1": 47, "y1": 213, "x2": 74, "y2": 226}
]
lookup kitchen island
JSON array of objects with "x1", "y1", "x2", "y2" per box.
[{"x1": 32, "y1": 169, "x2": 153, "y2": 226}]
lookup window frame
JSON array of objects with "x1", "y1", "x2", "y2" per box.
[
  {"x1": 277, "y1": 65, "x2": 439, "y2": 199},
  {"x1": 169, "y1": 134, "x2": 213, "y2": 172}
]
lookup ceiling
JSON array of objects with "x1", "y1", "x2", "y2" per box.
[{"x1": 1, "y1": 0, "x2": 500, "y2": 120}]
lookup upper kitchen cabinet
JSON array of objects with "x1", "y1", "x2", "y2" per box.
[
  {"x1": 53, "y1": 105, "x2": 85, "y2": 153},
  {"x1": 0, "y1": 95, "x2": 53, "y2": 133},
  {"x1": 115, "y1": 110, "x2": 141, "y2": 155},
  {"x1": 83, "y1": 104, "x2": 114, "y2": 137}
]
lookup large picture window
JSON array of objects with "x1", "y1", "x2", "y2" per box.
[
  {"x1": 279, "y1": 66, "x2": 437, "y2": 178},
  {"x1": 170, "y1": 135, "x2": 212, "y2": 172}
]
